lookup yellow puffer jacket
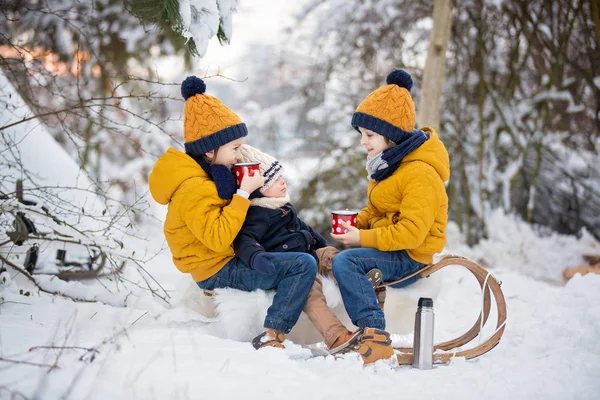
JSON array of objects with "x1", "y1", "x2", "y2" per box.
[
  {"x1": 357, "y1": 127, "x2": 450, "y2": 264},
  {"x1": 148, "y1": 148, "x2": 250, "y2": 282}
]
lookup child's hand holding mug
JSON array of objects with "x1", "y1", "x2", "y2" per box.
[
  {"x1": 237, "y1": 165, "x2": 263, "y2": 193},
  {"x1": 331, "y1": 219, "x2": 361, "y2": 248}
]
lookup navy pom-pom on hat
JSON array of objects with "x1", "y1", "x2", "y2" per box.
[
  {"x1": 181, "y1": 76, "x2": 207, "y2": 100},
  {"x1": 386, "y1": 69, "x2": 413, "y2": 92}
]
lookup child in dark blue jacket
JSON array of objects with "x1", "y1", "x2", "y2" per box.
[{"x1": 234, "y1": 145, "x2": 358, "y2": 350}]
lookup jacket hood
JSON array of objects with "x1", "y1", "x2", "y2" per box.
[
  {"x1": 149, "y1": 148, "x2": 207, "y2": 205},
  {"x1": 402, "y1": 127, "x2": 450, "y2": 182}
]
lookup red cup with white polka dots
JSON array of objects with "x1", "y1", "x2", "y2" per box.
[
  {"x1": 331, "y1": 210, "x2": 358, "y2": 234},
  {"x1": 233, "y1": 162, "x2": 260, "y2": 188}
]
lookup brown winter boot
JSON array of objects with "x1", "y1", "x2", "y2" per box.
[
  {"x1": 303, "y1": 278, "x2": 351, "y2": 349},
  {"x1": 251, "y1": 329, "x2": 285, "y2": 350},
  {"x1": 355, "y1": 327, "x2": 395, "y2": 365}
]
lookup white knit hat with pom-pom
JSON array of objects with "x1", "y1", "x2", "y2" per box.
[{"x1": 238, "y1": 144, "x2": 284, "y2": 192}]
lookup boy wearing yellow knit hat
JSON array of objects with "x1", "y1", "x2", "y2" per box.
[
  {"x1": 330, "y1": 69, "x2": 450, "y2": 365},
  {"x1": 149, "y1": 76, "x2": 318, "y2": 350}
]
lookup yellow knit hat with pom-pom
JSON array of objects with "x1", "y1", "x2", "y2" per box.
[
  {"x1": 181, "y1": 76, "x2": 247, "y2": 155},
  {"x1": 351, "y1": 69, "x2": 416, "y2": 143}
]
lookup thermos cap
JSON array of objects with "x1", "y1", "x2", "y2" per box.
[{"x1": 418, "y1": 297, "x2": 433, "y2": 307}]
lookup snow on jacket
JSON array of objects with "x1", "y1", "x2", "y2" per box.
[
  {"x1": 148, "y1": 148, "x2": 250, "y2": 282},
  {"x1": 357, "y1": 127, "x2": 450, "y2": 264},
  {"x1": 233, "y1": 203, "x2": 327, "y2": 268}
]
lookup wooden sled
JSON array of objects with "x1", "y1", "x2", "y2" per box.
[
  {"x1": 378, "y1": 255, "x2": 507, "y2": 365},
  {"x1": 203, "y1": 254, "x2": 507, "y2": 365}
]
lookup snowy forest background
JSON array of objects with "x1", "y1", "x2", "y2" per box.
[
  {"x1": 2, "y1": 0, "x2": 599, "y2": 247},
  {"x1": 1, "y1": 0, "x2": 600, "y2": 399}
]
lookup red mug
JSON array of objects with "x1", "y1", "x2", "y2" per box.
[
  {"x1": 233, "y1": 162, "x2": 260, "y2": 188},
  {"x1": 331, "y1": 210, "x2": 358, "y2": 234}
]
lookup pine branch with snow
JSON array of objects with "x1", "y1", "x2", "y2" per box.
[{"x1": 128, "y1": 0, "x2": 238, "y2": 58}]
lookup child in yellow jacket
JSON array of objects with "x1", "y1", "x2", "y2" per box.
[
  {"x1": 149, "y1": 76, "x2": 318, "y2": 349},
  {"x1": 330, "y1": 69, "x2": 450, "y2": 364}
]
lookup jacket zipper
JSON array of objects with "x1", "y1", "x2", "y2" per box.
[{"x1": 368, "y1": 181, "x2": 385, "y2": 227}]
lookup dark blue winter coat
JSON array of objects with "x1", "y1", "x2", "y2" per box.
[{"x1": 233, "y1": 203, "x2": 327, "y2": 268}]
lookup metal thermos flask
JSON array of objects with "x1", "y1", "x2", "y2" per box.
[{"x1": 412, "y1": 297, "x2": 434, "y2": 369}]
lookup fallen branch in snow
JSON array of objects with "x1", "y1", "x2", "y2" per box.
[
  {"x1": 127, "y1": 259, "x2": 171, "y2": 304},
  {"x1": 130, "y1": 311, "x2": 148, "y2": 326},
  {"x1": 0, "y1": 253, "x2": 101, "y2": 303},
  {"x1": 0, "y1": 357, "x2": 55, "y2": 368},
  {"x1": 28, "y1": 345, "x2": 99, "y2": 363},
  {"x1": 0, "y1": 299, "x2": 31, "y2": 307},
  {"x1": 28, "y1": 345, "x2": 99, "y2": 353}
]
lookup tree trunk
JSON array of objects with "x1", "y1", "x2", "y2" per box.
[{"x1": 417, "y1": 0, "x2": 454, "y2": 132}]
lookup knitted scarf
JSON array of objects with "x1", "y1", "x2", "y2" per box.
[
  {"x1": 188, "y1": 153, "x2": 237, "y2": 200},
  {"x1": 249, "y1": 188, "x2": 290, "y2": 209},
  {"x1": 365, "y1": 129, "x2": 429, "y2": 182},
  {"x1": 250, "y1": 193, "x2": 291, "y2": 209}
]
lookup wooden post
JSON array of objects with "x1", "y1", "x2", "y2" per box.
[{"x1": 417, "y1": 0, "x2": 454, "y2": 132}]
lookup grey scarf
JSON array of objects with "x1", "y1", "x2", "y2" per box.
[{"x1": 365, "y1": 152, "x2": 389, "y2": 182}]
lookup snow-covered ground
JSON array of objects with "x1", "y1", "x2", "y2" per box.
[{"x1": 2, "y1": 209, "x2": 600, "y2": 399}]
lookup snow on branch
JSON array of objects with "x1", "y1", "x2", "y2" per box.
[{"x1": 129, "y1": 0, "x2": 238, "y2": 58}]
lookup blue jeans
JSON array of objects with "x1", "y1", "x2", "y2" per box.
[
  {"x1": 332, "y1": 248, "x2": 425, "y2": 330},
  {"x1": 196, "y1": 252, "x2": 317, "y2": 334}
]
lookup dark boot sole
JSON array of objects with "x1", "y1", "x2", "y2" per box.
[
  {"x1": 328, "y1": 330, "x2": 363, "y2": 355},
  {"x1": 252, "y1": 331, "x2": 284, "y2": 349},
  {"x1": 367, "y1": 268, "x2": 383, "y2": 287}
]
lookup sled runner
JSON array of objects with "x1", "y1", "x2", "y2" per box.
[{"x1": 371, "y1": 254, "x2": 507, "y2": 364}]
